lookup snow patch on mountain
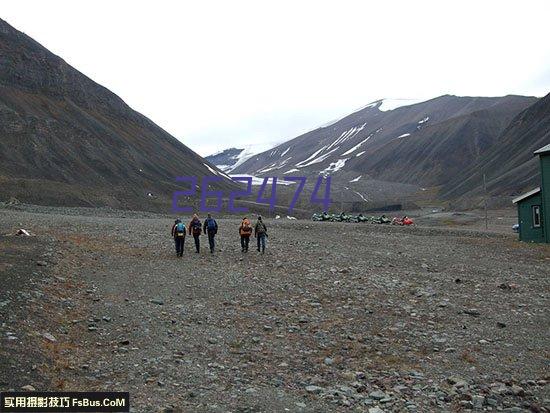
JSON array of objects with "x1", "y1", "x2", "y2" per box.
[
  {"x1": 229, "y1": 174, "x2": 294, "y2": 186},
  {"x1": 224, "y1": 144, "x2": 274, "y2": 172},
  {"x1": 352, "y1": 190, "x2": 369, "y2": 202},
  {"x1": 203, "y1": 163, "x2": 219, "y2": 175},
  {"x1": 300, "y1": 97, "x2": 428, "y2": 136},
  {"x1": 203, "y1": 163, "x2": 232, "y2": 180},
  {"x1": 417, "y1": 116, "x2": 430, "y2": 130},
  {"x1": 257, "y1": 163, "x2": 278, "y2": 174},
  {"x1": 349, "y1": 175, "x2": 362, "y2": 182},
  {"x1": 295, "y1": 146, "x2": 327, "y2": 167},
  {"x1": 327, "y1": 123, "x2": 366, "y2": 152},
  {"x1": 298, "y1": 147, "x2": 341, "y2": 168},
  {"x1": 341, "y1": 133, "x2": 373, "y2": 156},
  {"x1": 277, "y1": 156, "x2": 292, "y2": 168},
  {"x1": 321, "y1": 158, "x2": 348, "y2": 176}
]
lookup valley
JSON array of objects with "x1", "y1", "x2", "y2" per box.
[{"x1": 1, "y1": 205, "x2": 548, "y2": 412}]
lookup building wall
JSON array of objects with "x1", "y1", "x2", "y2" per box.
[
  {"x1": 517, "y1": 193, "x2": 544, "y2": 243},
  {"x1": 541, "y1": 154, "x2": 550, "y2": 242}
]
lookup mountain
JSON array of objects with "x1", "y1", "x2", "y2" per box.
[
  {"x1": 205, "y1": 144, "x2": 277, "y2": 173},
  {"x1": 0, "y1": 18, "x2": 233, "y2": 210},
  {"x1": 444, "y1": 92, "x2": 550, "y2": 207},
  {"x1": 233, "y1": 95, "x2": 539, "y2": 207},
  {"x1": 205, "y1": 147, "x2": 244, "y2": 172},
  {"x1": 353, "y1": 96, "x2": 536, "y2": 187}
]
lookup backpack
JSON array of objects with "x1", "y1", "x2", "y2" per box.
[
  {"x1": 207, "y1": 218, "x2": 217, "y2": 233},
  {"x1": 192, "y1": 220, "x2": 202, "y2": 235},
  {"x1": 175, "y1": 222, "x2": 185, "y2": 237},
  {"x1": 256, "y1": 222, "x2": 266, "y2": 234}
]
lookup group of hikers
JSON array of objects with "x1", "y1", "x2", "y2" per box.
[{"x1": 170, "y1": 214, "x2": 268, "y2": 256}]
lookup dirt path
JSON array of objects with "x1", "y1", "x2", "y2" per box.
[{"x1": 1, "y1": 208, "x2": 549, "y2": 412}]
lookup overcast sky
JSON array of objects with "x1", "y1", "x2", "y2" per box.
[{"x1": 2, "y1": 0, "x2": 550, "y2": 155}]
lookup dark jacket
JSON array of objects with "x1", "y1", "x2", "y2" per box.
[
  {"x1": 189, "y1": 218, "x2": 202, "y2": 235},
  {"x1": 203, "y1": 217, "x2": 218, "y2": 235},
  {"x1": 254, "y1": 220, "x2": 267, "y2": 237}
]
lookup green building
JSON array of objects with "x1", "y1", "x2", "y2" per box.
[{"x1": 512, "y1": 143, "x2": 550, "y2": 243}]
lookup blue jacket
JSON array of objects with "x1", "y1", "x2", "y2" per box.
[{"x1": 203, "y1": 218, "x2": 218, "y2": 234}]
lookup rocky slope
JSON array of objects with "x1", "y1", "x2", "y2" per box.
[
  {"x1": 445, "y1": 92, "x2": 550, "y2": 206},
  {"x1": 232, "y1": 95, "x2": 539, "y2": 207},
  {"x1": 0, "y1": 18, "x2": 233, "y2": 211}
]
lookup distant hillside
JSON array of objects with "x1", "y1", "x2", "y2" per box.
[
  {"x1": 354, "y1": 96, "x2": 535, "y2": 187},
  {"x1": 205, "y1": 148, "x2": 244, "y2": 172},
  {"x1": 233, "y1": 95, "x2": 539, "y2": 208},
  {"x1": 445, "y1": 92, "x2": 550, "y2": 207},
  {"x1": 0, "y1": 18, "x2": 233, "y2": 210}
]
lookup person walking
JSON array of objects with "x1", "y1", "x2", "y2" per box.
[
  {"x1": 203, "y1": 213, "x2": 218, "y2": 254},
  {"x1": 239, "y1": 217, "x2": 253, "y2": 252},
  {"x1": 171, "y1": 218, "x2": 186, "y2": 257},
  {"x1": 254, "y1": 215, "x2": 268, "y2": 254},
  {"x1": 188, "y1": 214, "x2": 202, "y2": 253}
]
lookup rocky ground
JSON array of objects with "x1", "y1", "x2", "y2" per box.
[{"x1": 0, "y1": 205, "x2": 549, "y2": 412}]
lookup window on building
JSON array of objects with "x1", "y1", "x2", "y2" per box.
[{"x1": 532, "y1": 205, "x2": 541, "y2": 228}]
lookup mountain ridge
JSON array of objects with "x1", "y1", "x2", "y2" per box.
[
  {"x1": 231, "y1": 94, "x2": 541, "y2": 207},
  {"x1": 445, "y1": 92, "x2": 550, "y2": 206},
  {"x1": 0, "y1": 18, "x2": 232, "y2": 211}
]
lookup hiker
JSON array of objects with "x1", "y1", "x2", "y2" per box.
[
  {"x1": 254, "y1": 215, "x2": 268, "y2": 254},
  {"x1": 171, "y1": 218, "x2": 186, "y2": 257},
  {"x1": 188, "y1": 214, "x2": 202, "y2": 253},
  {"x1": 239, "y1": 217, "x2": 253, "y2": 252},
  {"x1": 203, "y1": 213, "x2": 218, "y2": 253}
]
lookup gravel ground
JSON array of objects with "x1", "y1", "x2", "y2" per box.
[{"x1": 0, "y1": 206, "x2": 549, "y2": 413}]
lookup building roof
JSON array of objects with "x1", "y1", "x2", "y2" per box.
[
  {"x1": 534, "y1": 143, "x2": 550, "y2": 155},
  {"x1": 512, "y1": 187, "x2": 541, "y2": 204}
]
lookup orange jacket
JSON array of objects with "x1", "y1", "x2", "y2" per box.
[{"x1": 239, "y1": 218, "x2": 252, "y2": 237}]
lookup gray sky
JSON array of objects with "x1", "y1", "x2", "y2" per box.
[{"x1": 2, "y1": 0, "x2": 550, "y2": 156}]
